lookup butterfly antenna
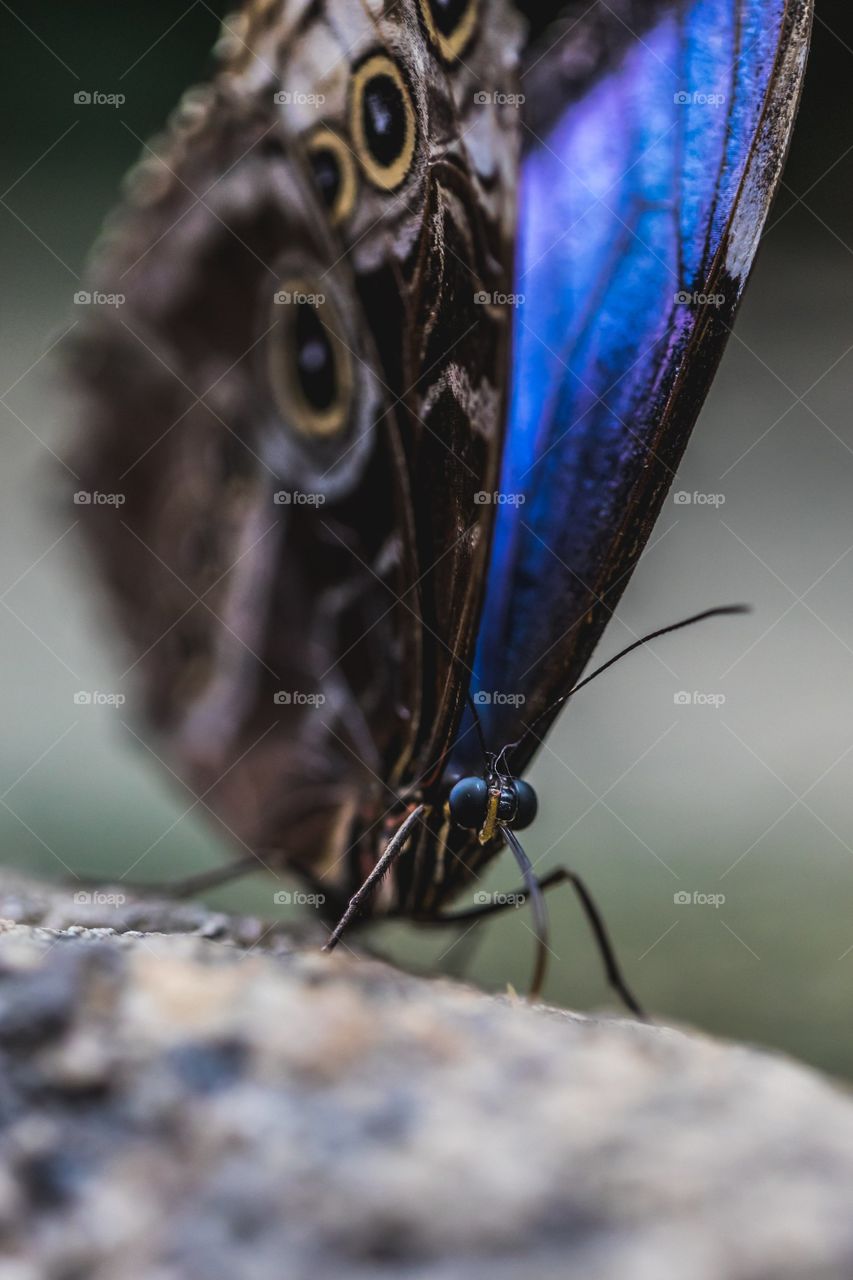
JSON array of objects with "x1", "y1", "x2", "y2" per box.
[
  {"x1": 505, "y1": 604, "x2": 750, "y2": 767},
  {"x1": 494, "y1": 741, "x2": 514, "y2": 777},
  {"x1": 503, "y1": 828, "x2": 549, "y2": 1000}
]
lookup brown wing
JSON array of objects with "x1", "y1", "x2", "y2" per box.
[
  {"x1": 69, "y1": 0, "x2": 525, "y2": 893},
  {"x1": 240, "y1": 0, "x2": 526, "y2": 785}
]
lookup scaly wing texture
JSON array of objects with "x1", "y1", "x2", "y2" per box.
[
  {"x1": 453, "y1": 0, "x2": 811, "y2": 771},
  {"x1": 70, "y1": 0, "x2": 524, "y2": 892}
]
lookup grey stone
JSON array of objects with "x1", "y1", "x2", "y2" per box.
[{"x1": 0, "y1": 872, "x2": 851, "y2": 1280}]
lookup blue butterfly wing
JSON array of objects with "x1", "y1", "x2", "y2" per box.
[{"x1": 455, "y1": 0, "x2": 811, "y2": 768}]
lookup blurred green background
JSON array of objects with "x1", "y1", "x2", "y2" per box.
[{"x1": 1, "y1": 3, "x2": 852, "y2": 1077}]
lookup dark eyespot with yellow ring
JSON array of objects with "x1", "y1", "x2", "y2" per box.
[
  {"x1": 349, "y1": 53, "x2": 417, "y2": 192},
  {"x1": 305, "y1": 128, "x2": 357, "y2": 227},
  {"x1": 417, "y1": 0, "x2": 479, "y2": 63},
  {"x1": 268, "y1": 281, "x2": 352, "y2": 439}
]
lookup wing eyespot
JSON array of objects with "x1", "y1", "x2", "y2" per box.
[
  {"x1": 268, "y1": 280, "x2": 352, "y2": 440},
  {"x1": 417, "y1": 0, "x2": 479, "y2": 63},
  {"x1": 305, "y1": 128, "x2": 358, "y2": 226},
  {"x1": 349, "y1": 52, "x2": 417, "y2": 192}
]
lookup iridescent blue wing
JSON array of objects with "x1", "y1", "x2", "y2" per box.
[{"x1": 455, "y1": 0, "x2": 811, "y2": 768}]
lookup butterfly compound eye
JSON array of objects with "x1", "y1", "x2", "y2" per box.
[
  {"x1": 350, "y1": 53, "x2": 417, "y2": 191},
  {"x1": 448, "y1": 776, "x2": 489, "y2": 830},
  {"x1": 510, "y1": 779, "x2": 538, "y2": 830}
]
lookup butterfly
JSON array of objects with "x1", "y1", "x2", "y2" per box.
[{"x1": 69, "y1": 0, "x2": 812, "y2": 1008}]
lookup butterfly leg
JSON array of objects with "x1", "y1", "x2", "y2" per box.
[
  {"x1": 65, "y1": 855, "x2": 263, "y2": 900},
  {"x1": 418, "y1": 827, "x2": 551, "y2": 997},
  {"x1": 323, "y1": 803, "x2": 427, "y2": 954},
  {"x1": 500, "y1": 828, "x2": 551, "y2": 1000},
  {"x1": 433, "y1": 861, "x2": 645, "y2": 1018}
]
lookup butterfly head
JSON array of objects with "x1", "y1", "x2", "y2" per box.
[{"x1": 447, "y1": 767, "x2": 537, "y2": 847}]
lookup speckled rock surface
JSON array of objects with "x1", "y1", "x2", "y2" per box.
[{"x1": 0, "y1": 873, "x2": 852, "y2": 1280}]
